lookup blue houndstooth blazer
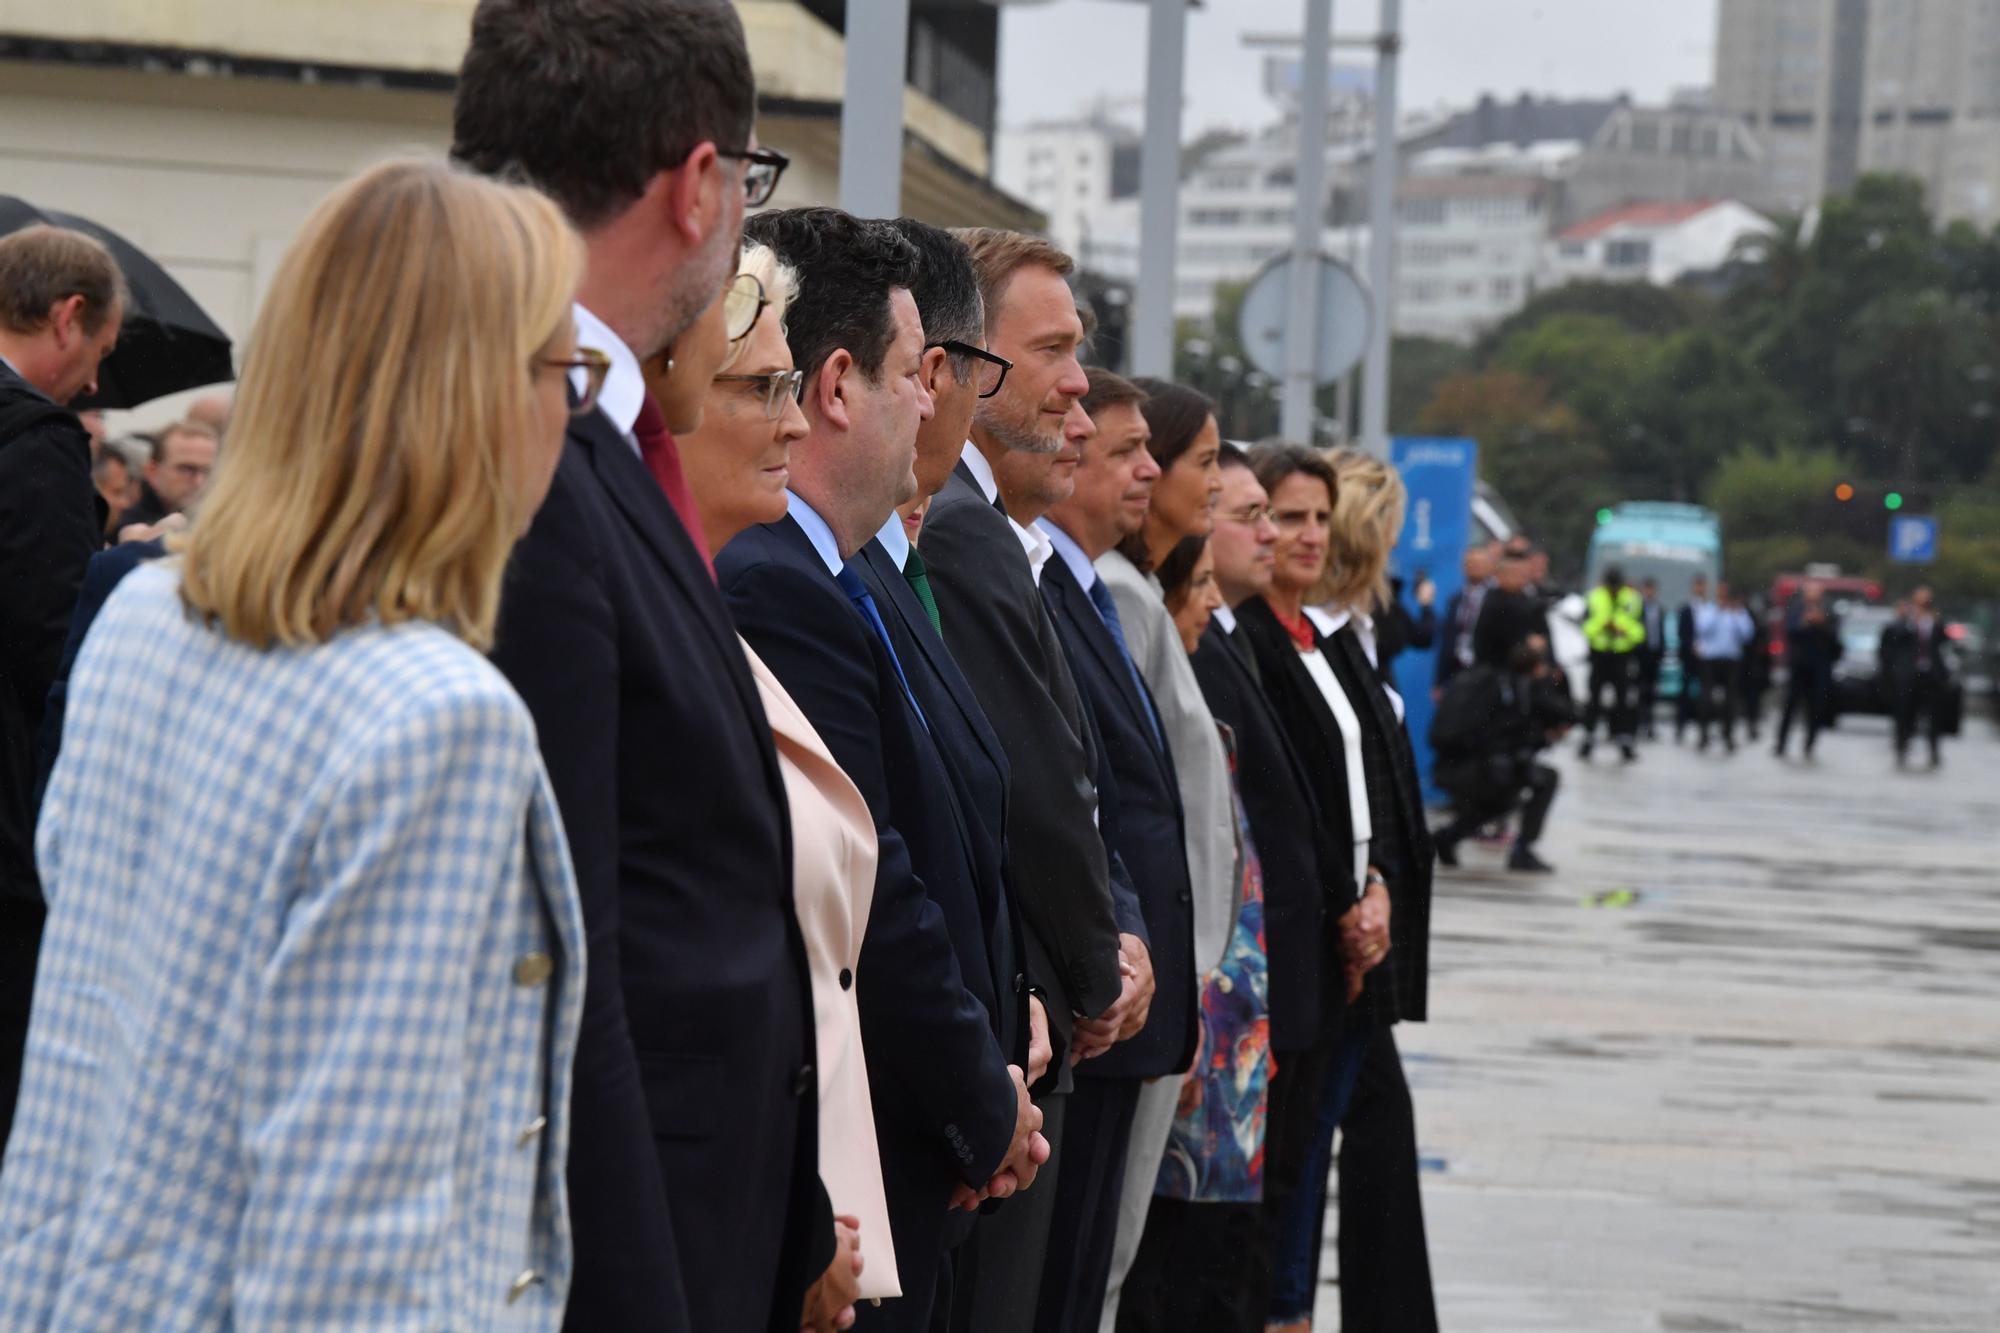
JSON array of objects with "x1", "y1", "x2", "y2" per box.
[{"x1": 0, "y1": 563, "x2": 586, "y2": 1329}]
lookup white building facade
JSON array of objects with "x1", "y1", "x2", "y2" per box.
[{"x1": 1543, "y1": 199, "x2": 1775, "y2": 290}]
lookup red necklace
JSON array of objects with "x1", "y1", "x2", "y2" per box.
[{"x1": 1270, "y1": 603, "x2": 1317, "y2": 653}]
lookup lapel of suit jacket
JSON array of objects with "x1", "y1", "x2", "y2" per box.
[
  {"x1": 575, "y1": 408, "x2": 774, "y2": 751},
  {"x1": 861, "y1": 541, "x2": 1010, "y2": 783},
  {"x1": 1043, "y1": 556, "x2": 1173, "y2": 780}
]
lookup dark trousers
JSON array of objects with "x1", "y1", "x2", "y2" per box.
[
  {"x1": 1267, "y1": 1024, "x2": 1372, "y2": 1321},
  {"x1": 1775, "y1": 673, "x2": 1827, "y2": 756},
  {"x1": 1582, "y1": 650, "x2": 1638, "y2": 745},
  {"x1": 1336, "y1": 1028, "x2": 1438, "y2": 1333},
  {"x1": 1436, "y1": 760, "x2": 1559, "y2": 851},
  {"x1": 951, "y1": 1093, "x2": 1068, "y2": 1333},
  {"x1": 1675, "y1": 655, "x2": 1703, "y2": 739},
  {"x1": 1697, "y1": 659, "x2": 1740, "y2": 747},
  {"x1": 1034, "y1": 1077, "x2": 1140, "y2": 1333},
  {"x1": 1115, "y1": 1197, "x2": 1264, "y2": 1333},
  {"x1": 1893, "y1": 671, "x2": 1945, "y2": 762},
  {"x1": 1636, "y1": 653, "x2": 1663, "y2": 735}
]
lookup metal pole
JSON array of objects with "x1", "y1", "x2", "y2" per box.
[
  {"x1": 1280, "y1": 0, "x2": 1334, "y2": 442},
  {"x1": 1131, "y1": 0, "x2": 1188, "y2": 378},
  {"x1": 1359, "y1": 0, "x2": 1400, "y2": 457},
  {"x1": 839, "y1": 0, "x2": 912, "y2": 217}
]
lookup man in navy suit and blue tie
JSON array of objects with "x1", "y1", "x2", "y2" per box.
[
  {"x1": 1031, "y1": 372, "x2": 1196, "y2": 1331},
  {"x1": 717, "y1": 208, "x2": 1049, "y2": 1332}
]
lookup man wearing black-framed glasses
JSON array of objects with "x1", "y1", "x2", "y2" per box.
[{"x1": 453, "y1": 4, "x2": 837, "y2": 1332}]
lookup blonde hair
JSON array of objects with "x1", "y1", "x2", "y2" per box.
[
  {"x1": 949, "y1": 228, "x2": 1075, "y2": 331},
  {"x1": 178, "y1": 157, "x2": 581, "y2": 650},
  {"x1": 718, "y1": 242, "x2": 797, "y2": 373},
  {"x1": 1313, "y1": 447, "x2": 1407, "y2": 612}
]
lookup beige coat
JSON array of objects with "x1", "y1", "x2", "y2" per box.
[{"x1": 743, "y1": 639, "x2": 901, "y2": 1301}]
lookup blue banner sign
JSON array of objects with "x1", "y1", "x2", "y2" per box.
[{"x1": 1388, "y1": 437, "x2": 1478, "y2": 804}]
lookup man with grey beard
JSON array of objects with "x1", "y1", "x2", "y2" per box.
[{"x1": 918, "y1": 230, "x2": 1138, "y2": 1333}]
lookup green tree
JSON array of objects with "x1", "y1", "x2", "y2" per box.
[
  {"x1": 1417, "y1": 369, "x2": 1617, "y2": 575},
  {"x1": 1474, "y1": 279, "x2": 1701, "y2": 362}
]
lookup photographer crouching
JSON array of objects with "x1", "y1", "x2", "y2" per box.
[{"x1": 1429, "y1": 634, "x2": 1577, "y2": 874}]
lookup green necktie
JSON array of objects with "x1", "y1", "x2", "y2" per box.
[{"x1": 903, "y1": 546, "x2": 942, "y2": 637}]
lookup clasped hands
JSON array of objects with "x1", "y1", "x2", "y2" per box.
[{"x1": 1338, "y1": 872, "x2": 1392, "y2": 1002}]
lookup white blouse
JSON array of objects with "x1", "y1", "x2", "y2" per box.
[{"x1": 1299, "y1": 645, "x2": 1372, "y2": 888}]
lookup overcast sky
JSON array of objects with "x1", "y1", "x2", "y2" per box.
[{"x1": 996, "y1": 0, "x2": 1718, "y2": 134}]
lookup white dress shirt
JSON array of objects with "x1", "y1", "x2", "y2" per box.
[
  {"x1": 785, "y1": 491, "x2": 845, "y2": 577},
  {"x1": 1299, "y1": 645, "x2": 1373, "y2": 886},
  {"x1": 959, "y1": 441, "x2": 1054, "y2": 583},
  {"x1": 1213, "y1": 603, "x2": 1238, "y2": 636},
  {"x1": 1310, "y1": 605, "x2": 1405, "y2": 722},
  {"x1": 1037, "y1": 519, "x2": 1100, "y2": 601},
  {"x1": 875, "y1": 511, "x2": 911, "y2": 570},
  {"x1": 570, "y1": 302, "x2": 645, "y2": 454}
]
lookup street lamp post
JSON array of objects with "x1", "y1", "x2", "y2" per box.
[
  {"x1": 1358, "y1": 0, "x2": 1400, "y2": 458},
  {"x1": 1132, "y1": 0, "x2": 1189, "y2": 378},
  {"x1": 838, "y1": 0, "x2": 912, "y2": 217},
  {"x1": 1280, "y1": 0, "x2": 1334, "y2": 443}
]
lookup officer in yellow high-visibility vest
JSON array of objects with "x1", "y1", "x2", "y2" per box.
[{"x1": 1579, "y1": 565, "x2": 1646, "y2": 761}]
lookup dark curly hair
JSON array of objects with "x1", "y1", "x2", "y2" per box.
[{"x1": 743, "y1": 208, "x2": 922, "y2": 385}]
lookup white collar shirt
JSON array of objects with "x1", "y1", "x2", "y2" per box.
[
  {"x1": 785, "y1": 490, "x2": 845, "y2": 578},
  {"x1": 570, "y1": 302, "x2": 645, "y2": 454},
  {"x1": 1213, "y1": 603, "x2": 1239, "y2": 635},
  {"x1": 961, "y1": 441, "x2": 1054, "y2": 582},
  {"x1": 1037, "y1": 519, "x2": 1100, "y2": 602},
  {"x1": 875, "y1": 512, "x2": 911, "y2": 570}
]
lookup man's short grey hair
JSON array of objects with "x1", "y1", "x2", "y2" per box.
[{"x1": 0, "y1": 225, "x2": 128, "y2": 336}]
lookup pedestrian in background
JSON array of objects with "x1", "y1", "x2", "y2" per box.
[
  {"x1": 1694, "y1": 582, "x2": 1756, "y2": 753},
  {"x1": 1741, "y1": 597, "x2": 1773, "y2": 742},
  {"x1": 0, "y1": 156, "x2": 589, "y2": 1327},
  {"x1": 0, "y1": 222, "x2": 125, "y2": 1164},
  {"x1": 1434, "y1": 543, "x2": 1494, "y2": 695},
  {"x1": 1635, "y1": 577, "x2": 1668, "y2": 739},
  {"x1": 1675, "y1": 574, "x2": 1710, "y2": 743},
  {"x1": 1578, "y1": 565, "x2": 1645, "y2": 763},
  {"x1": 1881, "y1": 586, "x2": 1953, "y2": 768},
  {"x1": 1774, "y1": 582, "x2": 1841, "y2": 760},
  {"x1": 115, "y1": 419, "x2": 216, "y2": 531}
]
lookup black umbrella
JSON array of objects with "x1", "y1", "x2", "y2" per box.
[{"x1": 0, "y1": 196, "x2": 234, "y2": 410}]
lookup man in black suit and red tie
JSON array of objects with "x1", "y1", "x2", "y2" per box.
[{"x1": 455, "y1": 4, "x2": 836, "y2": 1330}]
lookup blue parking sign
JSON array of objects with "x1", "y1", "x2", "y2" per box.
[{"x1": 1889, "y1": 515, "x2": 1938, "y2": 564}]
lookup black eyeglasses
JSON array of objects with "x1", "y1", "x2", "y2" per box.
[
  {"x1": 714, "y1": 368, "x2": 805, "y2": 420},
  {"x1": 718, "y1": 146, "x2": 790, "y2": 208},
  {"x1": 929, "y1": 340, "x2": 1012, "y2": 398}
]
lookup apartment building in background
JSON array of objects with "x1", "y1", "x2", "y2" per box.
[
  {"x1": 993, "y1": 106, "x2": 1143, "y2": 279},
  {"x1": 1544, "y1": 199, "x2": 1774, "y2": 291},
  {"x1": 1714, "y1": 0, "x2": 2000, "y2": 224}
]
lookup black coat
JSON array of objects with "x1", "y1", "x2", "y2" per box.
[
  {"x1": 1473, "y1": 587, "x2": 1548, "y2": 669},
  {"x1": 115, "y1": 480, "x2": 171, "y2": 533},
  {"x1": 0, "y1": 365, "x2": 96, "y2": 906},
  {"x1": 1235, "y1": 601, "x2": 1432, "y2": 1027},
  {"x1": 1434, "y1": 583, "x2": 1486, "y2": 691},
  {"x1": 1038, "y1": 550, "x2": 1197, "y2": 1081},
  {"x1": 1880, "y1": 616, "x2": 1953, "y2": 685},
  {"x1": 490, "y1": 409, "x2": 822, "y2": 1333},
  {"x1": 855, "y1": 538, "x2": 1030, "y2": 1076},
  {"x1": 1190, "y1": 620, "x2": 1341, "y2": 1054},
  {"x1": 717, "y1": 515, "x2": 1021, "y2": 1311},
  {"x1": 919, "y1": 463, "x2": 1124, "y2": 1063}
]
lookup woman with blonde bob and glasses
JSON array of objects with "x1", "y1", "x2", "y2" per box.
[
  {"x1": 0, "y1": 158, "x2": 592, "y2": 1329},
  {"x1": 664, "y1": 244, "x2": 888, "y2": 1318}
]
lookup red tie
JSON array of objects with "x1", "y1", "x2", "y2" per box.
[{"x1": 631, "y1": 393, "x2": 713, "y2": 578}]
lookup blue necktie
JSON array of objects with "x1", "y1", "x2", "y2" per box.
[
  {"x1": 837, "y1": 562, "x2": 927, "y2": 731},
  {"x1": 1086, "y1": 575, "x2": 1165, "y2": 754}
]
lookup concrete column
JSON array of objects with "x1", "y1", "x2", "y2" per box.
[
  {"x1": 1280, "y1": 0, "x2": 1334, "y2": 442},
  {"x1": 1131, "y1": 0, "x2": 1189, "y2": 378},
  {"x1": 1359, "y1": 0, "x2": 1400, "y2": 457},
  {"x1": 839, "y1": 0, "x2": 913, "y2": 217}
]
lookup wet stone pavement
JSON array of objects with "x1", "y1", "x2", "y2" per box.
[{"x1": 1322, "y1": 709, "x2": 2000, "y2": 1331}]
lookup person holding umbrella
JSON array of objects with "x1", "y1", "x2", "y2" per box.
[{"x1": 0, "y1": 223, "x2": 126, "y2": 1162}]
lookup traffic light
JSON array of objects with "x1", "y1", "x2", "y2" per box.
[
  {"x1": 1834, "y1": 483, "x2": 1855, "y2": 502},
  {"x1": 1884, "y1": 491, "x2": 1904, "y2": 510},
  {"x1": 1596, "y1": 507, "x2": 1614, "y2": 525}
]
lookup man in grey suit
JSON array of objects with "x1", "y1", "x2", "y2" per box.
[{"x1": 920, "y1": 229, "x2": 1144, "y2": 1333}]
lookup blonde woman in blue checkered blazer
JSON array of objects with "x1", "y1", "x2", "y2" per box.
[{"x1": 0, "y1": 158, "x2": 591, "y2": 1328}]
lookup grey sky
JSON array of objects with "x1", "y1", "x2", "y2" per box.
[{"x1": 997, "y1": 0, "x2": 1718, "y2": 134}]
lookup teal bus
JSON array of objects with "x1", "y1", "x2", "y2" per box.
[{"x1": 1583, "y1": 502, "x2": 1723, "y2": 696}]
